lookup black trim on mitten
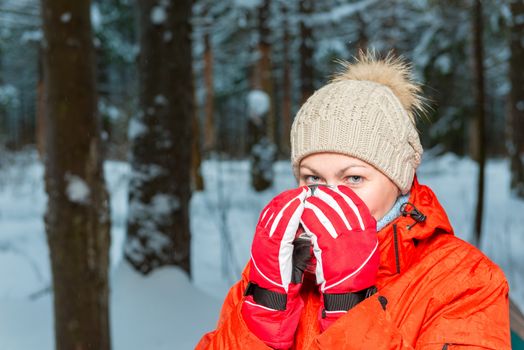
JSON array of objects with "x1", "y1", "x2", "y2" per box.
[
  {"x1": 244, "y1": 282, "x2": 287, "y2": 311},
  {"x1": 323, "y1": 286, "x2": 378, "y2": 312}
]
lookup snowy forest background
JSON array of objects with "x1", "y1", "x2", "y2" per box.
[{"x1": 1, "y1": 0, "x2": 524, "y2": 349}]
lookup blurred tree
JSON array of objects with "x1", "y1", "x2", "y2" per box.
[
  {"x1": 279, "y1": 1, "x2": 292, "y2": 157},
  {"x1": 193, "y1": 0, "x2": 251, "y2": 157},
  {"x1": 473, "y1": 0, "x2": 487, "y2": 244},
  {"x1": 92, "y1": 0, "x2": 138, "y2": 160},
  {"x1": 125, "y1": 0, "x2": 194, "y2": 275},
  {"x1": 2, "y1": 0, "x2": 519, "y2": 164},
  {"x1": 247, "y1": 89, "x2": 274, "y2": 191},
  {"x1": 355, "y1": 12, "x2": 368, "y2": 52},
  {"x1": 508, "y1": 0, "x2": 524, "y2": 198},
  {"x1": 0, "y1": 0, "x2": 40, "y2": 149},
  {"x1": 36, "y1": 48, "x2": 45, "y2": 157},
  {"x1": 202, "y1": 3, "x2": 215, "y2": 154},
  {"x1": 40, "y1": 0, "x2": 111, "y2": 348},
  {"x1": 254, "y1": 0, "x2": 275, "y2": 144},
  {"x1": 249, "y1": 0, "x2": 275, "y2": 191},
  {"x1": 413, "y1": 1, "x2": 472, "y2": 155},
  {"x1": 299, "y1": 0, "x2": 314, "y2": 104},
  {"x1": 192, "y1": 85, "x2": 204, "y2": 191},
  {"x1": 481, "y1": 1, "x2": 509, "y2": 157}
]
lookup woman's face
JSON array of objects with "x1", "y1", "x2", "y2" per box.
[{"x1": 298, "y1": 153, "x2": 400, "y2": 221}]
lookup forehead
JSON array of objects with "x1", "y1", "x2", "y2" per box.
[{"x1": 299, "y1": 153, "x2": 370, "y2": 172}]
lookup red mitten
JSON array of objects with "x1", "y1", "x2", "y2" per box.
[
  {"x1": 241, "y1": 187, "x2": 310, "y2": 349},
  {"x1": 300, "y1": 185, "x2": 379, "y2": 331}
]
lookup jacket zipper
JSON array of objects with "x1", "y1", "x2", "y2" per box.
[{"x1": 393, "y1": 224, "x2": 400, "y2": 274}]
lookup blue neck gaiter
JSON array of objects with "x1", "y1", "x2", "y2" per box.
[{"x1": 376, "y1": 193, "x2": 410, "y2": 231}]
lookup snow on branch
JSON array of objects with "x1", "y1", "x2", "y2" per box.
[{"x1": 247, "y1": 89, "x2": 270, "y2": 120}]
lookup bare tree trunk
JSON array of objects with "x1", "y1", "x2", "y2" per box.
[
  {"x1": 382, "y1": 1, "x2": 399, "y2": 53},
  {"x1": 126, "y1": 0, "x2": 193, "y2": 275},
  {"x1": 40, "y1": 0, "x2": 111, "y2": 348},
  {"x1": 508, "y1": 0, "x2": 524, "y2": 198},
  {"x1": 36, "y1": 47, "x2": 45, "y2": 159},
  {"x1": 203, "y1": 28, "x2": 215, "y2": 153},
  {"x1": 249, "y1": 0, "x2": 275, "y2": 192},
  {"x1": 355, "y1": 12, "x2": 368, "y2": 54},
  {"x1": 193, "y1": 93, "x2": 204, "y2": 191},
  {"x1": 299, "y1": 0, "x2": 314, "y2": 104},
  {"x1": 280, "y1": 2, "x2": 292, "y2": 157},
  {"x1": 254, "y1": 0, "x2": 276, "y2": 145},
  {"x1": 473, "y1": 0, "x2": 486, "y2": 245}
]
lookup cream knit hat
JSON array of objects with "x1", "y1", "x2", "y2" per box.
[{"x1": 290, "y1": 52, "x2": 425, "y2": 194}]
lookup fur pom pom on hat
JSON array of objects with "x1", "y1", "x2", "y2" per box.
[{"x1": 290, "y1": 51, "x2": 426, "y2": 194}]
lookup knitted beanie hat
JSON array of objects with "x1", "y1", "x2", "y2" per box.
[{"x1": 290, "y1": 51, "x2": 425, "y2": 194}]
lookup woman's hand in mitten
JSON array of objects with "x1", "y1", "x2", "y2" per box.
[
  {"x1": 300, "y1": 185, "x2": 379, "y2": 331},
  {"x1": 241, "y1": 186, "x2": 310, "y2": 349}
]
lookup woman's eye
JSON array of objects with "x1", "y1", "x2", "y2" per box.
[
  {"x1": 304, "y1": 175, "x2": 322, "y2": 184},
  {"x1": 346, "y1": 176, "x2": 362, "y2": 184}
]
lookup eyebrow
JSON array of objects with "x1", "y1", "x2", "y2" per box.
[
  {"x1": 299, "y1": 165, "x2": 320, "y2": 175},
  {"x1": 335, "y1": 164, "x2": 367, "y2": 177},
  {"x1": 299, "y1": 164, "x2": 367, "y2": 177}
]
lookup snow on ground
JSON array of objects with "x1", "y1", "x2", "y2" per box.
[
  {"x1": 0, "y1": 263, "x2": 220, "y2": 350},
  {"x1": 0, "y1": 151, "x2": 220, "y2": 350},
  {"x1": 111, "y1": 263, "x2": 220, "y2": 350},
  {"x1": 0, "y1": 149, "x2": 523, "y2": 349}
]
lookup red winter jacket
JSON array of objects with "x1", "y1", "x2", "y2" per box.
[{"x1": 196, "y1": 179, "x2": 510, "y2": 349}]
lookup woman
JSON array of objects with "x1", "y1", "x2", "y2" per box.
[{"x1": 196, "y1": 51, "x2": 510, "y2": 349}]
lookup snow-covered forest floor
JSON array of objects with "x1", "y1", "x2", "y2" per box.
[{"x1": 0, "y1": 149, "x2": 523, "y2": 349}]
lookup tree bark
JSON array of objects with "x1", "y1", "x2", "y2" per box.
[
  {"x1": 473, "y1": 0, "x2": 486, "y2": 245},
  {"x1": 299, "y1": 0, "x2": 314, "y2": 104},
  {"x1": 40, "y1": 0, "x2": 111, "y2": 349},
  {"x1": 508, "y1": 0, "x2": 524, "y2": 198},
  {"x1": 280, "y1": 2, "x2": 292, "y2": 157},
  {"x1": 254, "y1": 0, "x2": 275, "y2": 145},
  {"x1": 355, "y1": 12, "x2": 368, "y2": 54},
  {"x1": 125, "y1": 0, "x2": 193, "y2": 275},
  {"x1": 192, "y1": 90, "x2": 204, "y2": 191},
  {"x1": 36, "y1": 47, "x2": 45, "y2": 159},
  {"x1": 249, "y1": 0, "x2": 275, "y2": 192},
  {"x1": 203, "y1": 28, "x2": 215, "y2": 153}
]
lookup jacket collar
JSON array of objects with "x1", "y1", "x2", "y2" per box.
[{"x1": 376, "y1": 176, "x2": 454, "y2": 282}]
